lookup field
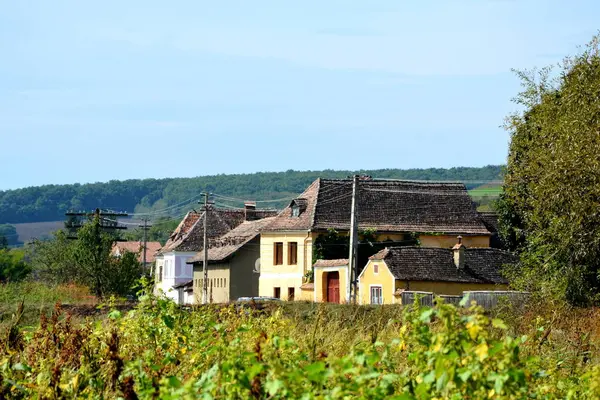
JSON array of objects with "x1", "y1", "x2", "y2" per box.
[
  {"x1": 1, "y1": 283, "x2": 600, "y2": 398},
  {"x1": 468, "y1": 184, "x2": 503, "y2": 198}
]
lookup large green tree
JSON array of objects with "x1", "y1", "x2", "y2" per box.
[
  {"x1": 30, "y1": 218, "x2": 143, "y2": 297},
  {"x1": 498, "y1": 35, "x2": 600, "y2": 305}
]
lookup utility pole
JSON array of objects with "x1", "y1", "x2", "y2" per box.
[
  {"x1": 65, "y1": 208, "x2": 128, "y2": 239},
  {"x1": 347, "y1": 175, "x2": 359, "y2": 304},
  {"x1": 139, "y1": 217, "x2": 153, "y2": 272},
  {"x1": 202, "y1": 192, "x2": 209, "y2": 304}
]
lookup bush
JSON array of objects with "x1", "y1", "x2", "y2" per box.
[{"x1": 1, "y1": 288, "x2": 600, "y2": 398}]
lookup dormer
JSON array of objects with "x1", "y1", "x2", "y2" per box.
[{"x1": 290, "y1": 198, "x2": 308, "y2": 217}]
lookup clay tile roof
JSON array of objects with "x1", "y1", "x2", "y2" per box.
[
  {"x1": 161, "y1": 208, "x2": 277, "y2": 254},
  {"x1": 300, "y1": 282, "x2": 315, "y2": 290},
  {"x1": 112, "y1": 241, "x2": 162, "y2": 263},
  {"x1": 478, "y1": 212, "x2": 499, "y2": 233},
  {"x1": 378, "y1": 246, "x2": 516, "y2": 284},
  {"x1": 313, "y1": 259, "x2": 349, "y2": 268},
  {"x1": 187, "y1": 216, "x2": 277, "y2": 264},
  {"x1": 264, "y1": 178, "x2": 491, "y2": 235}
]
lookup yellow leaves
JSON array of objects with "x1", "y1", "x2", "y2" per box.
[
  {"x1": 488, "y1": 388, "x2": 495, "y2": 398},
  {"x1": 475, "y1": 343, "x2": 489, "y2": 362},
  {"x1": 466, "y1": 321, "x2": 482, "y2": 340}
]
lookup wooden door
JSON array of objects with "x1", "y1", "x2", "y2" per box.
[{"x1": 327, "y1": 272, "x2": 340, "y2": 303}]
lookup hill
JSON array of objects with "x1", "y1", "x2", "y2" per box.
[{"x1": 0, "y1": 166, "x2": 503, "y2": 225}]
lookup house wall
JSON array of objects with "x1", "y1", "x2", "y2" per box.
[
  {"x1": 358, "y1": 260, "x2": 396, "y2": 305},
  {"x1": 193, "y1": 263, "x2": 231, "y2": 304},
  {"x1": 419, "y1": 235, "x2": 490, "y2": 248},
  {"x1": 314, "y1": 266, "x2": 349, "y2": 303},
  {"x1": 298, "y1": 288, "x2": 314, "y2": 301},
  {"x1": 395, "y1": 280, "x2": 509, "y2": 296},
  {"x1": 154, "y1": 252, "x2": 196, "y2": 302},
  {"x1": 229, "y1": 238, "x2": 261, "y2": 301},
  {"x1": 258, "y1": 231, "x2": 314, "y2": 299}
]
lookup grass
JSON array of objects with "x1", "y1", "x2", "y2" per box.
[{"x1": 0, "y1": 281, "x2": 96, "y2": 327}]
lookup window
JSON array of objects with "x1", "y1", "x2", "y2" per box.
[
  {"x1": 291, "y1": 205, "x2": 300, "y2": 217},
  {"x1": 373, "y1": 264, "x2": 379, "y2": 274},
  {"x1": 370, "y1": 286, "x2": 383, "y2": 305},
  {"x1": 288, "y1": 242, "x2": 298, "y2": 265},
  {"x1": 158, "y1": 265, "x2": 163, "y2": 282},
  {"x1": 288, "y1": 287, "x2": 295, "y2": 301},
  {"x1": 274, "y1": 287, "x2": 281, "y2": 299},
  {"x1": 274, "y1": 242, "x2": 284, "y2": 265}
]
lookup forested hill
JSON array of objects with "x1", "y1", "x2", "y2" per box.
[{"x1": 0, "y1": 166, "x2": 503, "y2": 224}]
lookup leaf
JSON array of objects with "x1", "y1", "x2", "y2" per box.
[
  {"x1": 419, "y1": 309, "x2": 435, "y2": 323},
  {"x1": 475, "y1": 343, "x2": 489, "y2": 361},
  {"x1": 108, "y1": 309, "x2": 121, "y2": 320},
  {"x1": 162, "y1": 315, "x2": 174, "y2": 329},
  {"x1": 492, "y1": 319, "x2": 508, "y2": 330},
  {"x1": 265, "y1": 379, "x2": 284, "y2": 396}
]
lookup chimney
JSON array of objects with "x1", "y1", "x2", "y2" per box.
[
  {"x1": 244, "y1": 201, "x2": 257, "y2": 221},
  {"x1": 452, "y1": 236, "x2": 466, "y2": 269}
]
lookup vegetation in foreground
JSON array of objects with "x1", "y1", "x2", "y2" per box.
[{"x1": 1, "y1": 287, "x2": 599, "y2": 399}]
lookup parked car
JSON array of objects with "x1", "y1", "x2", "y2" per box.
[{"x1": 236, "y1": 296, "x2": 282, "y2": 302}]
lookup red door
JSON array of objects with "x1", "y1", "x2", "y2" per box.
[{"x1": 327, "y1": 272, "x2": 340, "y2": 303}]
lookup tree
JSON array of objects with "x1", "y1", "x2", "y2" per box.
[
  {"x1": 499, "y1": 35, "x2": 600, "y2": 305},
  {"x1": 0, "y1": 248, "x2": 31, "y2": 282},
  {"x1": 29, "y1": 217, "x2": 143, "y2": 298}
]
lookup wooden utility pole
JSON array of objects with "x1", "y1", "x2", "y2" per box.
[
  {"x1": 202, "y1": 192, "x2": 209, "y2": 304},
  {"x1": 139, "y1": 218, "x2": 153, "y2": 271},
  {"x1": 347, "y1": 175, "x2": 359, "y2": 304}
]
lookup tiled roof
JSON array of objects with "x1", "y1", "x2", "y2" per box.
[
  {"x1": 300, "y1": 282, "x2": 314, "y2": 290},
  {"x1": 112, "y1": 241, "x2": 162, "y2": 263},
  {"x1": 479, "y1": 212, "x2": 499, "y2": 233},
  {"x1": 187, "y1": 216, "x2": 277, "y2": 264},
  {"x1": 161, "y1": 208, "x2": 277, "y2": 254},
  {"x1": 313, "y1": 259, "x2": 349, "y2": 268},
  {"x1": 370, "y1": 246, "x2": 515, "y2": 284},
  {"x1": 264, "y1": 178, "x2": 490, "y2": 235}
]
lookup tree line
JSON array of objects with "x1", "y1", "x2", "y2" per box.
[{"x1": 0, "y1": 166, "x2": 503, "y2": 224}]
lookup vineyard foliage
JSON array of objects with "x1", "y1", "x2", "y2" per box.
[{"x1": 1, "y1": 285, "x2": 600, "y2": 399}]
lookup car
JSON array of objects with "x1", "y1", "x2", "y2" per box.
[{"x1": 236, "y1": 296, "x2": 282, "y2": 302}]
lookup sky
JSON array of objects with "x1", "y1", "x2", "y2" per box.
[{"x1": 0, "y1": 1, "x2": 598, "y2": 190}]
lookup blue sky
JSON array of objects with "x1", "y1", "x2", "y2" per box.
[{"x1": 0, "y1": 0, "x2": 597, "y2": 190}]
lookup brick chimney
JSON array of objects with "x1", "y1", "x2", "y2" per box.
[
  {"x1": 244, "y1": 201, "x2": 257, "y2": 221},
  {"x1": 452, "y1": 235, "x2": 466, "y2": 269}
]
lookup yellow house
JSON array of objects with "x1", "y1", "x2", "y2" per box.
[
  {"x1": 258, "y1": 177, "x2": 494, "y2": 302},
  {"x1": 358, "y1": 240, "x2": 516, "y2": 305}
]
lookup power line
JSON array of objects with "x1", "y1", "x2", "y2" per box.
[{"x1": 129, "y1": 194, "x2": 204, "y2": 216}]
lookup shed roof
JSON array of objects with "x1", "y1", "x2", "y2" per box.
[
  {"x1": 160, "y1": 207, "x2": 277, "y2": 254},
  {"x1": 187, "y1": 216, "x2": 276, "y2": 264},
  {"x1": 369, "y1": 246, "x2": 515, "y2": 284},
  {"x1": 313, "y1": 259, "x2": 349, "y2": 268},
  {"x1": 112, "y1": 241, "x2": 162, "y2": 263}
]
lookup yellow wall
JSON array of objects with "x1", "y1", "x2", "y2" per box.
[
  {"x1": 396, "y1": 280, "x2": 508, "y2": 296},
  {"x1": 259, "y1": 232, "x2": 314, "y2": 299},
  {"x1": 298, "y1": 287, "x2": 314, "y2": 301},
  {"x1": 314, "y1": 266, "x2": 348, "y2": 303},
  {"x1": 419, "y1": 235, "x2": 490, "y2": 248},
  {"x1": 358, "y1": 260, "x2": 396, "y2": 305},
  {"x1": 192, "y1": 263, "x2": 231, "y2": 304}
]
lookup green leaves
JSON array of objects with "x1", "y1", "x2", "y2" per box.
[{"x1": 500, "y1": 34, "x2": 600, "y2": 305}]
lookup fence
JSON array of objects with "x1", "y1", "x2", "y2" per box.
[{"x1": 400, "y1": 290, "x2": 530, "y2": 309}]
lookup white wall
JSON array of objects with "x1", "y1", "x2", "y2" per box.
[{"x1": 154, "y1": 252, "x2": 196, "y2": 302}]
